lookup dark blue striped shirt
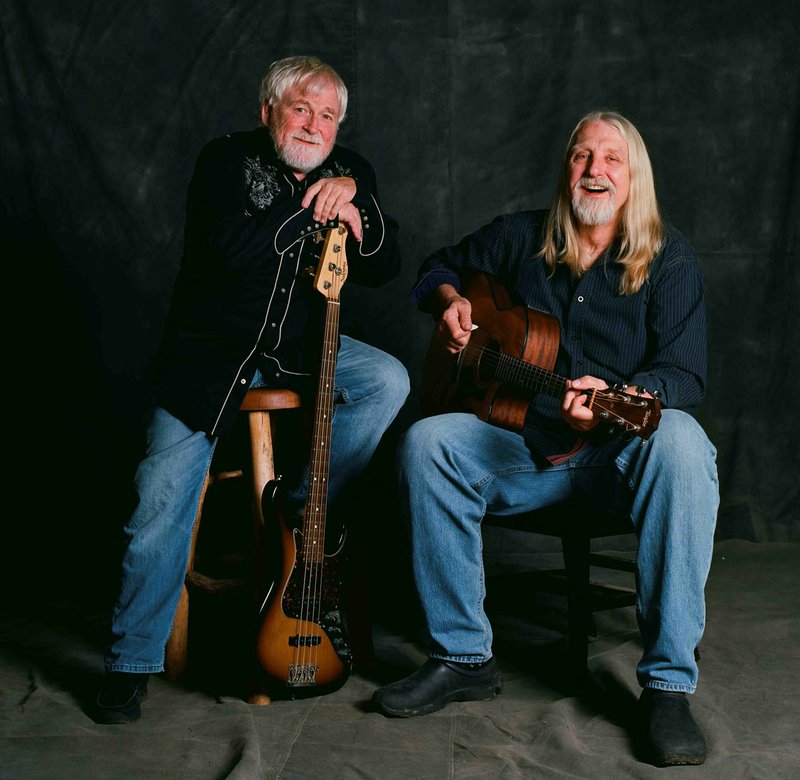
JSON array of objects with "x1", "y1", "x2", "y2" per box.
[{"x1": 411, "y1": 210, "x2": 707, "y2": 457}]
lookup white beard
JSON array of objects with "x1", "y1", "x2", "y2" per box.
[
  {"x1": 272, "y1": 130, "x2": 331, "y2": 173},
  {"x1": 571, "y1": 178, "x2": 618, "y2": 226}
]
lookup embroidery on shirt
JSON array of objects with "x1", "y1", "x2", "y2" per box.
[
  {"x1": 244, "y1": 156, "x2": 281, "y2": 210},
  {"x1": 319, "y1": 160, "x2": 352, "y2": 179}
]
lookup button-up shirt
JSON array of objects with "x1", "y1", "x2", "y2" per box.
[
  {"x1": 154, "y1": 127, "x2": 400, "y2": 437},
  {"x1": 411, "y1": 210, "x2": 707, "y2": 458}
]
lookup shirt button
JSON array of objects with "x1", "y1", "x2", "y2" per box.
[
  {"x1": 240, "y1": 378, "x2": 247, "y2": 385},
  {"x1": 280, "y1": 288, "x2": 286, "y2": 293},
  {"x1": 577, "y1": 296, "x2": 584, "y2": 302},
  {"x1": 271, "y1": 322, "x2": 276, "y2": 327}
]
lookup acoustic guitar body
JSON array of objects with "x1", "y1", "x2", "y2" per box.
[
  {"x1": 420, "y1": 271, "x2": 661, "y2": 440},
  {"x1": 421, "y1": 271, "x2": 559, "y2": 432}
]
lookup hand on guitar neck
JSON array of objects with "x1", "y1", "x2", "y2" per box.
[
  {"x1": 562, "y1": 375, "x2": 654, "y2": 434},
  {"x1": 423, "y1": 273, "x2": 661, "y2": 441}
]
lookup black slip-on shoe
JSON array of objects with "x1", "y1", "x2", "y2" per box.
[
  {"x1": 94, "y1": 672, "x2": 149, "y2": 724},
  {"x1": 639, "y1": 689, "x2": 707, "y2": 766},
  {"x1": 372, "y1": 657, "x2": 502, "y2": 718}
]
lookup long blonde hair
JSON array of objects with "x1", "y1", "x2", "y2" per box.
[{"x1": 540, "y1": 111, "x2": 663, "y2": 295}]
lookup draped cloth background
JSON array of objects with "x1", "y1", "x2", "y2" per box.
[
  {"x1": 2, "y1": 0, "x2": 798, "y2": 591},
  {"x1": 1, "y1": 3, "x2": 799, "y2": 779}
]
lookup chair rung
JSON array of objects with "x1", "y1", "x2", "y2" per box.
[
  {"x1": 589, "y1": 553, "x2": 636, "y2": 572},
  {"x1": 208, "y1": 469, "x2": 244, "y2": 484},
  {"x1": 186, "y1": 570, "x2": 247, "y2": 594}
]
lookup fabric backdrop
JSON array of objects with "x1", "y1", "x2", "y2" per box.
[{"x1": 2, "y1": 0, "x2": 798, "y2": 598}]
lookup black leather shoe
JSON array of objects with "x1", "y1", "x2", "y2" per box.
[
  {"x1": 639, "y1": 689, "x2": 706, "y2": 766},
  {"x1": 372, "y1": 657, "x2": 502, "y2": 718},
  {"x1": 94, "y1": 672, "x2": 149, "y2": 724}
]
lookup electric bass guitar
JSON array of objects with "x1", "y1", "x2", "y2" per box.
[
  {"x1": 256, "y1": 223, "x2": 353, "y2": 697},
  {"x1": 421, "y1": 271, "x2": 661, "y2": 440}
]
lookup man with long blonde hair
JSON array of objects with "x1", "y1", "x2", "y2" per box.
[{"x1": 374, "y1": 111, "x2": 717, "y2": 768}]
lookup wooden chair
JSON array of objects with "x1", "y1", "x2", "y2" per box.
[
  {"x1": 164, "y1": 387, "x2": 303, "y2": 702},
  {"x1": 483, "y1": 498, "x2": 637, "y2": 688}
]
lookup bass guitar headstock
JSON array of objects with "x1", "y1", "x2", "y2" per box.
[
  {"x1": 313, "y1": 222, "x2": 349, "y2": 301},
  {"x1": 588, "y1": 384, "x2": 662, "y2": 440}
]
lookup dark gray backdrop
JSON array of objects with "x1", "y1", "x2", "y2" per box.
[{"x1": 2, "y1": 0, "x2": 798, "y2": 600}]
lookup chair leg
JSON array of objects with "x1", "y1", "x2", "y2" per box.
[
  {"x1": 246, "y1": 409, "x2": 276, "y2": 706},
  {"x1": 165, "y1": 474, "x2": 212, "y2": 681},
  {"x1": 562, "y1": 526, "x2": 591, "y2": 689}
]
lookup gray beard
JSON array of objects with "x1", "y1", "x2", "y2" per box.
[
  {"x1": 271, "y1": 129, "x2": 330, "y2": 174},
  {"x1": 571, "y1": 181, "x2": 618, "y2": 226}
]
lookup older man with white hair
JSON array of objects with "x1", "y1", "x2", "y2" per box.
[{"x1": 95, "y1": 56, "x2": 408, "y2": 724}]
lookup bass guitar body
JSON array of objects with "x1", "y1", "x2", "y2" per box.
[
  {"x1": 254, "y1": 222, "x2": 354, "y2": 697},
  {"x1": 256, "y1": 481, "x2": 351, "y2": 697}
]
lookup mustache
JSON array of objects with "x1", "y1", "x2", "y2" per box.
[
  {"x1": 574, "y1": 176, "x2": 616, "y2": 194},
  {"x1": 291, "y1": 131, "x2": 323, "y2": 145}
]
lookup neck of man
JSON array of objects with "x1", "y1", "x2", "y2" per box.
[{"x1": 576, "y1": 218, "x2": 620, "y2": 269}]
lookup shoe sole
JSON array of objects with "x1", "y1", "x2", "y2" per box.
[
  {"x1": 375, "y1": 680, "x2": 503, "y2": 718},
  {"x1": 656, "y1": 754, "x2": 706, "y2": 767}
]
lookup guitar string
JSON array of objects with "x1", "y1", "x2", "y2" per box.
[
  {"x1": 310, "y1": 290, "x2": 339, "y2": 675},
  {"x1": 461, "y1": 341, "x2": 653, "y2": 431},
  {"x1": 299, "y1": 250, "x2": 342, "y2": 678}
]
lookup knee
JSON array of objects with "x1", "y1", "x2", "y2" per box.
[
  {"x1": 637, "y1": 410, "x2": 719, "y2": 505},
  {"x1": 378, "y1": 351, "x2": 411, "y2": 405},
  {"x1": 654, "y1": 410, "x2": 717, "y2": 469},
  {"x1": 397, "y1": 413, "x2": 469, "y2": 483}
]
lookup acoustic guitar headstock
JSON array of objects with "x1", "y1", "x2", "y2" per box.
[{"x1": 588, "y1": 384, "x2": 662, "y2": 440}]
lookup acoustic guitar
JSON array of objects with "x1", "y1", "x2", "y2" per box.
[
  {"x1": 256, "y1": 223, "x2": 353, "y2": 697},
  {"x1": 421, "y1": 271, "x2": 661, "y2": 440}
]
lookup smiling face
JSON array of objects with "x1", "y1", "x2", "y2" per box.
[
  {"x1": 568, "y1": 120, "x2": 631, "y2": 227},
  {"x1": 261, "y1": 76, "x2": 340, "y2": 177}
]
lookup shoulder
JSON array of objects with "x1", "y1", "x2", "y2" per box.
[
  {"x1": 646, "y1": 224, "x2": 704, "y2": 291},
  {"x1": 487, "y1": 209, "x2": 547, "y2": 244},
  {"x1": 658, "y1": 224, "x2": 699, "y2": 267},
  {"x1": 196, "y1": 127, "x2": 274, "y2": 165},
  {"x1": 319, "y1": 144, "x2": 375, "y2": 179}
]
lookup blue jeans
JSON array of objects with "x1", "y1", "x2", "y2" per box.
[
  {"x1": 397, "y1": 409, "x2": 718, "y2": 693},
  {"x1": 105, "y1": 336, "x2": 409, "y2": 672}
]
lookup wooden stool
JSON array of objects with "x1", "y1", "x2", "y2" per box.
[{"x1": 164, "y1": 387, "x2": 302, "y2": 700}]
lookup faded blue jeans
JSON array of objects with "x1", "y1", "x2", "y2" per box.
[
  {"x1": 105, "y1": 336, "x2": 409, "y2": 672},
  {"x1": 397, "y1": 409, "x2": 718, "y2": 693}
]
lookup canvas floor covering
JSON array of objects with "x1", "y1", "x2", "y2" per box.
[{"x1": 1, "y1": 539, "x2": 798, "y2": 779}]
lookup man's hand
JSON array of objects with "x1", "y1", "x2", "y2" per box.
[
  {"x1": 434, "y1": 284, "x2": 473, "y2": 354},
  {"x1": 561, "y1": 375, "x2": 609, "y2": 432},
  {"x1": 302, "y1": 176, "x2": 357, "y2": 227},
  {"x1": 336, "y1": 203, "x2": 363, "y2": 242}
]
